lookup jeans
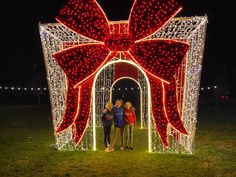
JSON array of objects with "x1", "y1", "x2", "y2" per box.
[
  {"x1": 112, "y1": 126, "x2": 124, "y2": 147},
  {"x1": 103, "y1": 126, "x2": 111, "y2": 148},
  {"x1": 125, "y1": 123, "x2": 134, "y2": 148}
]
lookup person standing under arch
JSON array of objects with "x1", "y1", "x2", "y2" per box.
[
  {"x1": 101, "y1": 102, "x2": 114, "y2": 152},
  {"x1": 111, "y1": 99, "x2": 125, "y2": 151},
  {"x1": 124, "y1": 101, "x2": 136, "y2": 151}
]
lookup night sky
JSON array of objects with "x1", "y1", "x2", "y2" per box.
[{"x1": 2, "y1": 0, "x2": 235, "y2": 94}]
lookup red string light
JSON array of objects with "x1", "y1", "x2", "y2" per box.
[
  {"x1": 129, "y1": 40, "x2": 189, "y2": 82},
  {"x1": 128, "y1": 0, "x2": 182, "y2": 40},
  {"x1": 53, "y1": 0, "x2": 189, "y2": 146}
]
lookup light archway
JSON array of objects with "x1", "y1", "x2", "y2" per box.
[
  {"x1": 109, "y1": 77, "x2": 144, "y2": 129},
  {"x1": 92, "y1": 59, "x2": 152, "y2": 152}
]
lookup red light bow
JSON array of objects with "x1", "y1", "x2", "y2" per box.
[{"x1": 53, "y1": 0, "x2": 189, "y2": 147}]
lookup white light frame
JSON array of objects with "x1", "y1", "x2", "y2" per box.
[
  {"x1": 39, "y1": 16, "x2": 207, "y2": 153},
  {"x1": 109, "y1": 76, "x2": 144, "y2": 129},
  {"x1": 92, "y1": 59, "x2": 152, "y2": 152}
]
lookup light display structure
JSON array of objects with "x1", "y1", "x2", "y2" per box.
[{"x1": 39, "y1": 16, "x2": 207, "y2": 154}]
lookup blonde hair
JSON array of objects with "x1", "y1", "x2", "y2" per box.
[
  {"x1": 125, "y1": 101, "x2": 132, "y2": 105},
  {"x1": 124, "y1": 101, "x2": 132, "y2": 108},
  {"x1": 115, "y1": 99, "x2": 123, "y2": 105},
  {"x1": 105, "y1": 101, "x2": 113, "y2": 109}
]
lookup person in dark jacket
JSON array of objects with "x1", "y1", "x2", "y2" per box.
[
  {"x1": 101, "y1": 102, "x2": 114, "y2": 152},
  {"x1": 111, "y1": 99, "x2": 125, "y2": 151}
]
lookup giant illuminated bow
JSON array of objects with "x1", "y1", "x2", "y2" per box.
[{"x1": 53, "y1": 0, "x2": 189, "y2": 147}]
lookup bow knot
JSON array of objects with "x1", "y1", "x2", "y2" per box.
[{"x1": 104, "y1": 34, "x2": 135, "y2": 51}]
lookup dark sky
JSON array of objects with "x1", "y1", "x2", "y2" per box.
[{"x1": 1, "y1": 0, "x2": 235, "y2": 92}]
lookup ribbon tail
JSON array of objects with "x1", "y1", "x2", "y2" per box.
[
  {"x1": 149, "y1": 76, "x2": 169, "y2": 147},
  {"x1": 164, "y1": 77, "x2": 188, "y2": 135},
  {"x1": 74, "y1": 78, "x2": 94, "y2": 145},
  {"x1": 56, "y1": 83, "x2": 79, "y2": 133}
]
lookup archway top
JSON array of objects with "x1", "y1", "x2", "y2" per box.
[{"x1": 110, "y1": 76, "x2": 142, "y2": 92}]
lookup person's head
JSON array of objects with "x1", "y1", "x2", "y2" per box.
[
  {"x1": 105, "y1": 102, "x2": 113, "y2": 111},
  {"x1": 115, "y1": 99, "x2": 123, "y2": 108},
  {"x1": 124, "y1": 101, "x2": 132, "y2": 110}
]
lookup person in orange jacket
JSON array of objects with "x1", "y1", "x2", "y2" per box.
[{"x1": 124, "y1": 101, "x2": 136, "y2": 151}]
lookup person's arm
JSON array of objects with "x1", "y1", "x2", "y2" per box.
[{"x1": 101, "y1": 112, "x2": 106, "y2": 121}]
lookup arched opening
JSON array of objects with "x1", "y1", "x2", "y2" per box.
[
  {"x1": 110, "y1": 78, "x2": 142, "y2": 128},
  {"x1": 92, "y1": 60, "x2": 151, "y2": 152}
]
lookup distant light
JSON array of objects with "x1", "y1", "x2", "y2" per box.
[
  {"x1": 118, "y1": 88, "x2": 121, "y2": 90},
  {"x1": 17, "y1": 88, "x2": 21, "y2": 90},
  {"x1": 5, "y1": 87, "x2": 8, "y2": 90},
  {"x1": 43, "y1": 88, "x2": 47, "y2": 90},
  {"x1": 31, "y1": 88, "x2": 34, "y2": 90},
  {"x1": 214, "y1": 86, "x2": 217, "y2": 89},
  {"x1": 201, "y1": 88, "x2": 204, "y2": 91},
  {"x1": 0, "y1": 86, "x2": 2, "y2": 89},
  {"x1": 207, "y1": 87, "x2": 210, "y2": 90},
  {"x1": 131, "y1": 88, "x2": 134, "y2": 90},
  {"x1": 24, "y1": 88, "x2": 27, "y2": 90},
  {"x1": 137, "y1": 87, "x2": 139, "y2": 90},
  {"x1": 38, "y1": 88, "x2": 41, "y2": 90},
  {"x1": 125, "y1": 88, "x2": 127, "y2": 90},
  {"x1": 11, "y1": 87, "x2": 14, "y2": 90}
]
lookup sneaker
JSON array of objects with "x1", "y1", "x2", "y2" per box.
[
  {"x1": 120, "y1": 146, "x2": 124, "y2": 150},
  {"x1": 129, "y1": 147, "x2": 134, "y2": 151},
  {"x1": 109, "y1": 146, "x2": 114, "y2": 152},
  {"x1": 105, "y1": 147, "x2": 110, "y2": 152}
]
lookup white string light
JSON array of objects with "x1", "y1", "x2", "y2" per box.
[{"x1": 39, "y1": 16, "x2": 207, "y2": 154}]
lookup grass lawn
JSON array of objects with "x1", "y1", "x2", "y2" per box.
[{"x1": 0, "y1": 101, "x2": 235, "y2": 177}]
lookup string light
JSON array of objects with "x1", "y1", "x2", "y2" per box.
[
  {"x1": 39, "y1": 0, "x2": 207, "y2": 153},
  {"x1": 0, "y1": 86, "x2": 47, "y2": 91},
  {"x1": 52, "y1": 0, "x2": 190, "y2": 147}
]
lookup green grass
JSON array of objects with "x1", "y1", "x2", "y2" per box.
[{"x1": 0, "y1": 102, "x2": 235, "y2": 177}]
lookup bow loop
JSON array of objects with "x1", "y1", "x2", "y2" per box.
[
  {"x1": 56, "y1": 0, "x2": 110, "y2": 42},
  {"x1": 129, "y1": 0, "x2": 182, "y2": 41},
  {"x1": 53, "y1": 44, "x2": 110, "y2": 85},
  {"x1": 129, "y1": 39, "x2": 189, "y2": 82}
]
